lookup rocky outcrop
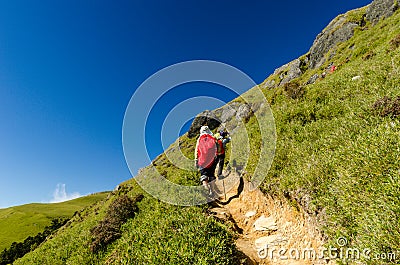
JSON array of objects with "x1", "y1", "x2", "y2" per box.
[
  {"x1": 279, "y1": 59, "x2": 303, "y2": 85},
  {"x1": 261, "y1": 0, "x2": 399, "y2": 86},
  {"x1": 187, "y1": 102, "x2": 256, "y2": 138},
  {"x1": 236, "y1": 103, "x2": 253, "y2": 122},
  {"x1": 309, "y1": 16, "x2": 358, "y2": 69},
  {"x1": 268, "y1": 58, "x2": 304, "y2": 87},
  {"x1": 273, "y1": 61, "x2": 291, "y2": 76},
  {"x1": 306, "y1": 74, "x2": 320, "y2": 85},
  {"x1": 309, "y1": 0, "x2": 398, "y2": 69},
  {"x1": 187, "y1": 110, "x2": 221, "y2": 138},
  {"x1": 263, "y1": 79, "x2": 276, "y2": 89},
  {"x1": 366, "y1": 0, "x2": 399, "y2": 24},
  {"x1": 213, "y1": 102, "x2": 241, "y2": 123}
]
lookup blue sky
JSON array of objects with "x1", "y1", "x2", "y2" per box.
[{"x1": 0, "y1": 0, "x2": 371, "y2": 208}]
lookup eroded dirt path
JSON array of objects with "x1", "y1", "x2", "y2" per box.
[{"x1": 209, "y1": 170, "x2": 329, "y2": 265}]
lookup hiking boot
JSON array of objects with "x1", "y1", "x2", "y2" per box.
[
  {"x1": 209, "y1": 190, "x2": 219, "y2": 200},
  {"x1": 209, "y1": 189, "x2": 214, "y2": 197},
  {"x1": 200, "y1": 175, "x2": 208, "y2": 182}
]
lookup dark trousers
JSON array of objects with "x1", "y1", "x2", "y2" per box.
[
  {"x1": 199, "y1": 159, "x2": 217, "y2": 182},
  {"x1": 216, "y1": 154, "x2": 225, "y2": 176}
]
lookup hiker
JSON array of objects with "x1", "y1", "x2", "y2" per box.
[
  {"x1": 214, "y1": 130, "x2": 231, "y2": 179},
  {"x1": 194, "y1": 126, "x2": 218, "y2": 196}
]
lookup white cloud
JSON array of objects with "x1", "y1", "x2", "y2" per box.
[{"x1": 50, "y1": 183, "x2": 81, "y2": 203}]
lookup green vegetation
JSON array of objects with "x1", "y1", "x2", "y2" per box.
[
  {"x1": 104, "y1": 194, "x2": 238, "y2": 264},
  {"x1": 90, "y1": 194, "x2": 143, "y2": 253},
  {"x1": 0, "y1": 218, "x2": 69, "y2": 265},
  {"x1": 0, "y1": 192, "x2": 108, "y2": 252},
  {"x1": 14, "y1": 183, "x2": 239, "y2": 265},
  {"x1": 345, "y1": 6, "x2": 368, "y2": 25},
  {"x1": 283, "y1": 80, "x2": 305, "y2": 100},
  {"x1": 390, "y1": 33, "x2": 400, "y2": 50},
  {"x1": 259, "y1": 8, "x2": 400, "y2": 264}
]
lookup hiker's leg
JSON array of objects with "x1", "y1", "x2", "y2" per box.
[
  {"x1": 217, "y1": 154, "x2": 225, "y2": 177},
  {"x1": 209, "y1": 160, "x2": 217, "y2": 183},
  {"x1": 206, "y1": 165, "x2": 220, "y2": 196},
  {"x1": 199, "y1": 169, "x2": 212, "y2": 195}
]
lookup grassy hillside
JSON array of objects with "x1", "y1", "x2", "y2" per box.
[
  {"x1": 257, "y1": 6, "x2": 400, "y2": 263},
  {"x1": 13, "y1": 183, "x2": 239, "y2": 265},
  {"x1": 0, "y1": 192, "x2": 109, "y2": 252},
  {"x1": 12, "y1": 4, "x2": 400, "y2": 265}
]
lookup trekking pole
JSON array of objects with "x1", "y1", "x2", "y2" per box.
[{"x1": 222, "y1": 177, "x2": 226, "y2": 200}]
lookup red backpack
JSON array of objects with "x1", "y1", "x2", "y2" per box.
[
  {"x1": 197, "y1": 134, "x2": 217, "y2": 168},
  {"x1": 216, "y1": 139, "x2": 224, "y2": 155}
]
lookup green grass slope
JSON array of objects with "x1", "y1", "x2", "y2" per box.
[
  {"x1": 14, "y1": 183, "x2": 239, "y2": 265},
  {"x1": 0, "y1": 192, "x2": 109, "y2": 252},
  {"x1": 14, "y1": 5, "x2": 400, "y2": 265},
  {"x1": 257, "y1": 7, "x2": 400, "y2": 263}
]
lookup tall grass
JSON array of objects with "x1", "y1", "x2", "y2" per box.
[{"x1": 259, "y1": 8, "x2": 400, "y2": 264}]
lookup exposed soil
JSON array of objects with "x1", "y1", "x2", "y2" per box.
[{"x1": 208, "y1": 170, "x2": 332, "y2": 265}]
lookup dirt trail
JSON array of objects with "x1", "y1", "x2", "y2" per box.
[{"x1": 209, "y1": 170, "x2": 329, "y2": 265}]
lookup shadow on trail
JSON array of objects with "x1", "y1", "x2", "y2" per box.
[{"x1": 216, "y1": 176, "x2": 244, "y2": 206}]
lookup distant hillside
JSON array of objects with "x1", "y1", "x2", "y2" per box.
[
  {"x1": 0, "y1": 192, "x2": 109, "y2": 252},
  {"x1": 10, "y1": 0, "x2": 400, "y2": 264}
]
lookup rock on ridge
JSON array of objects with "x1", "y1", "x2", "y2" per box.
[
  {"x1": 366, "y1": 0, "x2": 399, "y2": 24},
  {"x1": 309, "y1": 16, "x2": 358, "y2": 69},
  {"x1": 264, "y1": 0, "x2": 398, "y2": 84},
  {"x1": 309, "y1": 0, "x2": 398, "y2": 68},
  {"x1": 187, "y1": 110, "x2": 221, "y2": 138},
  {"x1": 187, "y1": 102, "x2": 258, "y2": 138},
  {"x1": 277, "y1": 59, "x2": 303, "y2": 86}
]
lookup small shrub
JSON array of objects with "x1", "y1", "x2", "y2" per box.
[
  {"x1": 372, "y1": 96, "x2": 400, "y2": 118},
  {"x1": 107, "y1": 195, "x2": 138, "y2": 222},
  {"x1": 90, "y1": 194, "x2": 143, "y2": 253},
  {"x1": 389, "y1": 34, "x2": 400, "y2": 50},
  {"x1": 362, "y1": 50, "x2": 376, "y2": 60},
  {"x1": 90, "y1": 220, "x2": 121, "y2": 253},
  {"x1": 283, "y1": 81, "x2": 305, "y2": 100}
]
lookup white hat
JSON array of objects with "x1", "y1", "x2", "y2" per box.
[{"x1": 200, "y1": 125, "x2": 212, "y2": 135}]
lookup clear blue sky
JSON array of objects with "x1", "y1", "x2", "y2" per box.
[{"x1": 0, "y1": 0, "x2": 371, "y2": 208}]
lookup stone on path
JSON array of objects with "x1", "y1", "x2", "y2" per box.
[
  {"x1": 253, "y1": 215, "x2": 278, "y2": 231},
  {"x1": 245, "y1": 211, "x2": 257, "y2": 218},
  {"x1": 254, "y1": 234, "x2": 282, "y2": 249}
]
